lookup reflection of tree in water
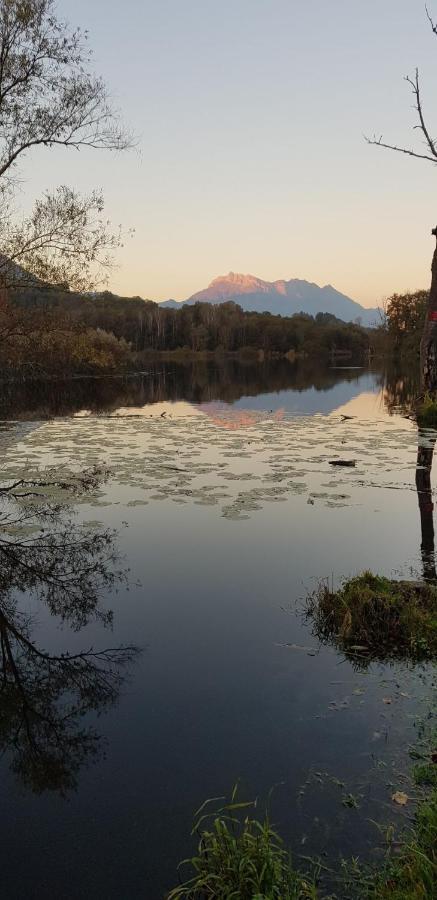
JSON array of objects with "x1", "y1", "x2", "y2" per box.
[
  {"x1": 416, "y1": 432, "x2": 437, "y2": 581},
  {"x1": 0, "y1": 470, "x2": 138, "y2": 794},
  {"x1": 382, "y1": 365, "x2": 420, "y2": 418},
  {"x1": 383, "y1": 365, "x2": 437, "y2": 581},
  {"x1": 0, "y1": 360, "x2": 382, "y2": 420},
  {"x1": 0, "y1": 605, "x2": 134, "y2": 794}
]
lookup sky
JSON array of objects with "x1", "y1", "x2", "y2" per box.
[{"x1": 21, "y1": 1, "x2": 437, "y2": 306}]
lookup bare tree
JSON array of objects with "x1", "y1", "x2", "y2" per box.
[
  {"x1": 366, "y1": 66, "x2": 437, "y2": 166},
  {"x1": 0, "y1": 0, "x2": 132, "y2": 292},
  {"x1": 367, "y1": 5, "x2": 437, "y2": 393}
]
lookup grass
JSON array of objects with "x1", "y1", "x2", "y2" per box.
[
  {"x1": 416, "y1": 393, "x2": 437, "y2": 429},
  {"x1": 168, "y1": 785, "x2": 437, "y2": 900},
  {"x1": 167, "y1": 787, "x2": 320, "y2": 899},
  {"x1": 414, "y1": 763, "x2": 437, "y2": 788},
  {"x1": 168, "y1": 779, "x2": 437, "y2": 899},
  {"x1": 168, "y1": 572, "x2": 437, "y2": 898},
  {"x1": 364, "y1": 788, "x2": 437, "y2": 899},
  {"x1": 306, "y1": 571, "x2": 437, "y2": 665}
]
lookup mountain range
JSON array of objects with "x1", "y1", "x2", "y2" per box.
[{"x1": 159, "y1": 273, "x2": 379, "y2": 326}]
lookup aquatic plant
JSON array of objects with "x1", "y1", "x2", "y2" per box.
[
  {"x1": 306, "y1": 572, "x2": 437, "y2": 665},
  {"x1": 167, "y1": 788, "x2": 320, "y2": 899}
]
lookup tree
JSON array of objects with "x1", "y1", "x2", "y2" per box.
[
  {"x1": 366, "y1": 5, "x2": 437, "y2": 393},
  {"x1": 0, "y1": 4, "x2": 140, "y2": 792},
  {"x1": 0, "y1": 0, "x2": 132, "y2": 293},
  {"x1": 385, "y1": 290, "x2": 428, "y2": 353},
  {"x1": 0, "y1": 466, "x2": 139, "y2": 792},
  {"x1": 0, "y1": 605, "x2": 136, "y2": 794}
]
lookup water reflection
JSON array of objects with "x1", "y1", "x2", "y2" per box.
[
  {"x1": 383, "y1": 365, "x2": 420, "y2": 418},
  {"x1": 0, "y1": 360, "x2": 434, "y2": 897},
  {"x1": 0, "y1": 604, "x2": 136, "y2": 794},
  {"x1": 0, "y1": 359, "x2": 384, "y2": 420},
  {"x1": 416, "y1": 432, "x2": 437, "y2": 581},
  {"x1": 0, "y1": 469, "x2": 138, "y2": 794},
  {"x1": 382, "y1": 365, "x2": 437, "y2": 580}
]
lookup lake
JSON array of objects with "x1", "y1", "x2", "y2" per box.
[{"x1": 0, "y1": 359, "x2": 434, "y2": 898}]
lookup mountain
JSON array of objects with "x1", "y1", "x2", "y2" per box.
[{"x1": 159, "y1": 273, "x2": 379, "y2": 326}]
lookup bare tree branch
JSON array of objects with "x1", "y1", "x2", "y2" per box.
[
  {"x1": 365, "y1": 134, "x2": 437, "y2": 164},
  {"x1": 426, "y1": 4, "x2": 437, "y2": 35},
  {"x1": 366, "y1": 8, "x2": 437, "y2": 167}
]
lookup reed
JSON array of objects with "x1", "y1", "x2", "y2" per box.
[{"x1": 167, "y1": 787, "x2": 319, "y2": 899}]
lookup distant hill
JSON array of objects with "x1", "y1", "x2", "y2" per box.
[{"x1": 159, "y1": 273, "x2": 379, "y2": 326}]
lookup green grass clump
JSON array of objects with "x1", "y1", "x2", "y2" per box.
[
  {"x1": 168, "y1": 778, "x2": 437, "y2": 899},
  {"x1": 167, "y1": 788, "x2": 319, "y2": 899},
  {"x1": 417, "y1": 393, "x2": 437, "y2": 429},
  {"x1": 306, "y1": 571, "x2": 437, "y2": 665},
  {"x1": 367, "y1": 789, "x2": 437, "y2": 899},
  {"x1": 414, "y1": 763, "x2": 437, "y2": 788}
]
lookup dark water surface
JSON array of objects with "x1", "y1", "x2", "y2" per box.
[{"x1": 0, "y1": 360, "x2": 434, "y2": 898}]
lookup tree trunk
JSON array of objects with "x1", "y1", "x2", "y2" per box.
[
  {"x1": 420, "y1": 230, "x2": 437, "y2": 393},
  {"x1": 416, "y1": 433, "x2": 437, "y2": 580}
]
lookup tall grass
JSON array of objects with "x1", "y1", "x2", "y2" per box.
[
  {"x1": 168, "y1": 779, "x2": 437, "y2": 899},
  {"x1": 365, "y1": 789, "x2": 437, "y2": 899},
  {"x1": 167, "y1": 787, "x2": 320, "y2": 899}
]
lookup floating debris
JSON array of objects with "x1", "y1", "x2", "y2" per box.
[{"x1": 329, "y1": 459, "x2": 357, "y2": 467}]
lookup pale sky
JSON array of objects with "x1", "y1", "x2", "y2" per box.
[{"x1": 23, "y1": 1, "x2": 437, "y2": 306}]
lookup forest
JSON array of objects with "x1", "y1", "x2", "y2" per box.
[{"x1": 0, "y1": 284, "x2": 373, "y2": 378}]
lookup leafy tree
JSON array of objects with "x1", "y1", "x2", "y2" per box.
[
  {"x1": 384, "y1": 290, "x2": 428, "y2": 353},
  {"x1": 0, "y1": 0, "x2": 131, "y2": 292}
]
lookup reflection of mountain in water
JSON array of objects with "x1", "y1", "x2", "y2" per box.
[
  {"x1": 227, "y1": 371, "x2": 382, "y2": 416},
  {"x1": 0, "y1": 360, "x2": 386, "y2": 420}
]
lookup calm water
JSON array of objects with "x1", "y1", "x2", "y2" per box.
[{"x1": 0, "y1": 360, "x2": 433, "y2": 898}]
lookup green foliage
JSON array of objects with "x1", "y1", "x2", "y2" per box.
[
  {"x1": 169, "y1": 780, "x2": 437, "y2": 899},
  {"x1": 417, "y1": 394, "x2": 437, "y2": 429},
  {"x1": 167, "y1": 789, "x2": 319, "y2": 899},
  {"x1": 385, "y1": 290, "x2": 428, "y2": 356},
  {"x1": 306, "y1": 571, "x2": 437, "y2": 665},
  {"x1": 10, "y1": 287, "x2": 371, "y2": 362},
  {"x1": 367, "y1": 789, "x2": 437, "y2": 899},
  {"x1": 0, "y1": 295, "x2": 132, "y2": 376},
  {"x1": 414, "y1": 764, "x2": 437, "y2": 788}
]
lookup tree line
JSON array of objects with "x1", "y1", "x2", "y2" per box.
[{"x1": 0, "y1": 285, "x2": 372, "y2": 378}]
